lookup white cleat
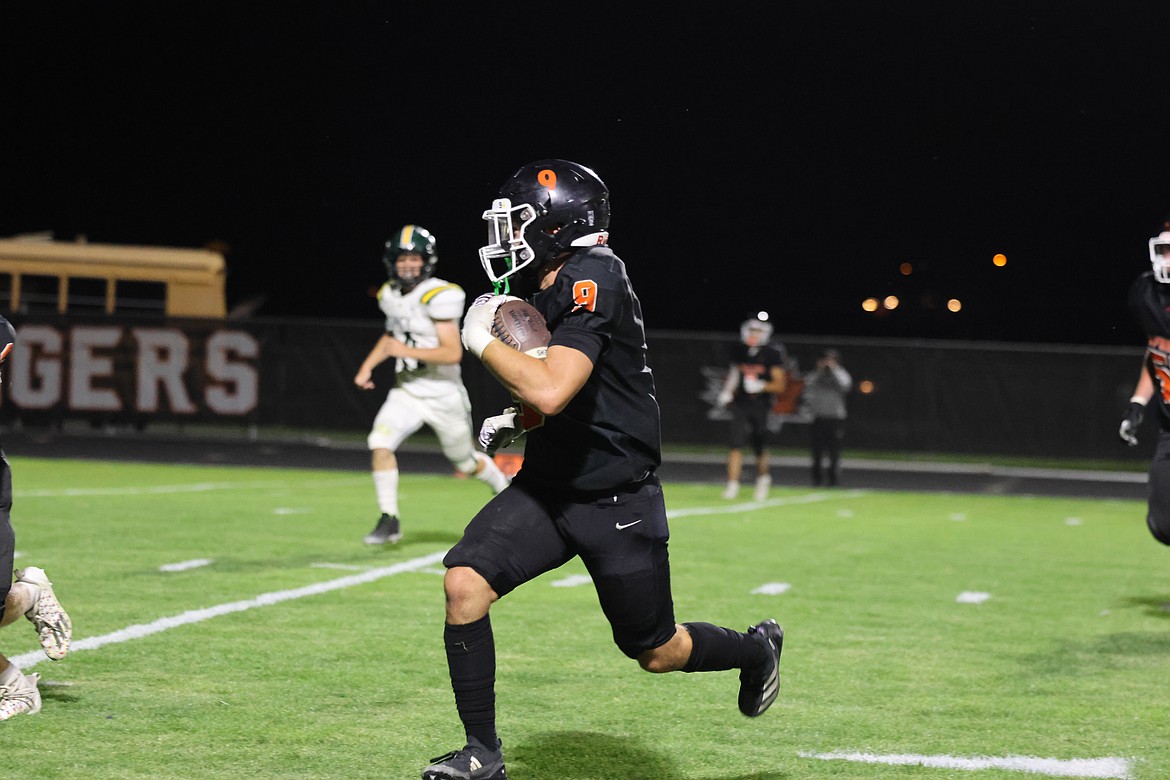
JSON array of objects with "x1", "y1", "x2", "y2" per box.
[
  {"x1": 16, "y1": 567, "x2": 72, "y2": 660},
  {"x1": 0, "y1": 672, "x2": 41, "y2": 721}
]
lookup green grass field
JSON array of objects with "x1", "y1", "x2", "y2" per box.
[{"x1": 1, "y1": 456, "x2": 1166, "y2": 779}]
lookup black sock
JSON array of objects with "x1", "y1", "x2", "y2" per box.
[
  {"x1": 444, "y1": 615, "x2": 499, "y2": 751},
  {"x1": 680, "y1": 622, "x2": 767, "y2": 673}
]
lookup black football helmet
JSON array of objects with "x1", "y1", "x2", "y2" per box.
[
  {"x1": 478, "y1": 159, "x2": 610, "y2": 289},
  {"x1": 383, "y1": 225, "x2": 438, "y2": 289}
]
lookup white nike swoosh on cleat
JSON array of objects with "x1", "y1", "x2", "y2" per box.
[{"x1": 615, "y1": 519, "x2": 643, "y2": 530}]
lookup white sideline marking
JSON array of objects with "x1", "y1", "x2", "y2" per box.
[
  {"x1": 800, "y1": 751, "x2": 1132, "y2": 779},
  {"x1": 14, "y1": 476, "x2": 367, "y2": 498},
  {"x1": 957, "y1": 591, "x2": 991, "y2": 604},
  {"x1": 8, "y1": 550, "x2": 448, "y2": 671},
  {"x1": 668, "y1": 490, "x2": 867, "y2": 519},
  {"x1": 159, "y1": 559, "x2": 214, "y2": 572},
  {"x1": 551, "y1": 574, "x2": 593, "y2": 588},
  {"x1": 753, "y1": 582, "x2": 791, "y2": 595},
  {"x1": 273, "y1": 507, "x2": 309, "y2": 515},
  {"x1": 1065, "y1": 517, "x2": 1083, "y2": 526}
]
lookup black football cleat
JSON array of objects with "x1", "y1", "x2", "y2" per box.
[
  {"x1": 422, "y1": 737, "x2": 506, "y2": 780},
  {"x1": 363, "y1": 513, "x2": 401, "y2": 545},
  {"x1": 738, "y1": 619, "x2": 783, "y2": 717}
]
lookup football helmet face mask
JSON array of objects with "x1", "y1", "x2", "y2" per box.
[
  {"x1": 1150, "y1": 230, "x2": 1170, "y2": 283},
  {"x1": 479, "y1": 159, "x2": 610, "y2": 290},
  {"x1": 740, "y1": 314, "x2": 774, "y2": 345},
  {"x1": 383, "y1": 225, "x2": 438, "y2": 290}
]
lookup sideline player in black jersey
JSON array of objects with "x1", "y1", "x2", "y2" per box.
[
  {"x1": 715, "y1": 313, "x2": 789, "y2": 501},
  {"x1": 0, "y1": 315, "x2": 73, "y2": 721},
  {"x1": 1121, "y1": 223, "x2": 1170, "y2": 546},
  {"x1": 419, "y1": 160, "x2": 784, "y2": 780}
]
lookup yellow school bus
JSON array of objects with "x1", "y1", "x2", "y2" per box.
[{"x1": 0, "y1": 238, "x2": 226, "y2": 318}]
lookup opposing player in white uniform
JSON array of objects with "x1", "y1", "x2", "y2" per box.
[{"x1": 354, "y1": 225, "x2": 509, "y2": 545}]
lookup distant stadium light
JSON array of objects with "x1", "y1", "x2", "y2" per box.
[
  {"x1": 858, "y1": 380, "x2": 875, "y2": 394},
  {"x1": 993, "y1": 253, "x2": 1007, "y2": 267},
  {"x1": 861, "y1": 297, "x2": 879, "y2": 312},
  {"x1": 883, "y1": 295, "x2": 899, "y2": 310},
  {"x1": 947, "y1": 298, "x2": 962, "y2": 312},
  {"x1": 899, "y1": 262, "x2": 913, "y2": 276}
]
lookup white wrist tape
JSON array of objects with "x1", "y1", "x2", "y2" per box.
[{"x1": 463, "y1": 327, "x2": 495, "y2": 359}]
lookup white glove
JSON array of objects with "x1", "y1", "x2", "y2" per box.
[
  {"x1": 743, "y1": 375, "x2": 767, "y2": 394},
  {"x1": 479, "y1": 407, "x2": 523, "y2": 454},
  {"x1": 461, "y1": 293, "x2": 513, "y2": 358},
  {"x1": 716, "y1": 390, "x2": 733, "y2": 408},
  {"x1": 1119, "y1": 401, "x2": 1145, "y2": 447}
]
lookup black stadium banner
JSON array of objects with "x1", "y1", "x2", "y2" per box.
[
  {"x1": 0, "y1": 314, "x2": 512, "y2": 434},
  {"x1": 0, "y1": 314, "x2": 1151, "y2": 462},
  {"x1": 5, "y1": 319, "x2": 259, "y2": 418}
]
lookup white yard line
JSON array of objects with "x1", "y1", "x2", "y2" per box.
[
  {"x1": 159, "y1": 559, "x2": 214, "y2": 572},
  {"x1": 800, "y1": 751, "x2": 1133, "y2": 779},
  {"x1": 9, "y1": 550, "x2": 447, "y2": 670},
  {"x1": 14, "y1": 476, "x2": 367, "y2": 498},
  {"x1": 667, "y1": 490, "x2": 867, "y2": 518}
]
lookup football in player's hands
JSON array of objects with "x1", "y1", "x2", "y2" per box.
[{"x1": 492, "y1": 299, "x2": 551, "y2": 358}]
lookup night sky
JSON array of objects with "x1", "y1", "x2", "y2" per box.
[{"x1": 5, "y1": 5, "x2": 1170, "y2": 346}]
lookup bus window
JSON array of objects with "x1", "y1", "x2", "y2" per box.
[
  {"x1": 67, "y1": 276, "x2": 109, "y2": 315},
  {"x1": 19, "y1": 275, "x2": 59, "y2": 315},
  {"x1": 0, "y1": 273, "x2": 10, "y2": 310},
  {"x1": 0, "y1": 238, "x2": 226, "y2": 319},
  {"x1": 115, "y1": 280, "x2": 167, "y2": 315}
]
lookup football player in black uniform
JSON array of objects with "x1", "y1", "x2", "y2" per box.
[
  {"x1": 1121, "y1": 225, "x2": 1170, "y2": 546},
  {"x1": 715, "y1": 314, "x2": 789, "y2": 500},
  {"x1": 0, "y1": 315, "x2": 73, "y2": 721},
  {"x1": 419, "y1": 160, "x2": 784, "y2": 780}
]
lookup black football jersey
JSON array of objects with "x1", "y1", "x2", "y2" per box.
[
  {"x1": 1128, "y1": 271, "x2": 1170, "y2": 429},
  {"x1": 729, "y1": 341, "x2": 785, "y2": 405},
  {"x1": 521, "y1": 246, "x2": 662, "y2": 493}
]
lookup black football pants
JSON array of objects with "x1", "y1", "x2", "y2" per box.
[{"x1": 0, "y1": 456, "x2": 14, "y2": 622}]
